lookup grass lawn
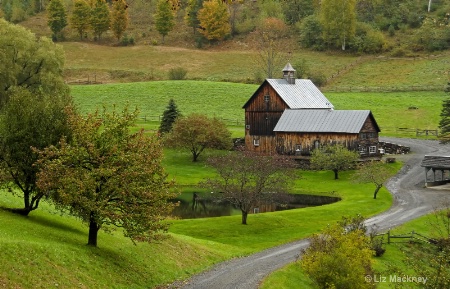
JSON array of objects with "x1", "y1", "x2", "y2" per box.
[
  {"x1": 169, "y1": 162, "x2": 400, "y2": 255},
  {"x1": 0, "y1": 156, "x2": 399, "y2": 288}
]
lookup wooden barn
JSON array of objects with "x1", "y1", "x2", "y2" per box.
[{"x1": 243, "y1": 63, "x2": 381, "y2": 157}]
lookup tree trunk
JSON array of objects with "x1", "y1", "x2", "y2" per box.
[
  {"x1": 241, "y1": 210, "x2": 248, "y2": 225},
  {"x1": 373, "y1": 185, "x2": 382, "y2": 199},
  {"x1": 333, "y1": 169, "x2": 339, "y2": 180},
  {"x1": 87, "y1": 212, "x2": 100, "y2": 246}
]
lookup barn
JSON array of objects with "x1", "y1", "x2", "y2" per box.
[{"x1": 243, "y1": 63, "x2": 381, "y2": 157}]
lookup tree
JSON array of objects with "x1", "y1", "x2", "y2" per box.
[
  {"x1": 90, "y1": 0, "x2": 110, "y2": 40},
  {"x1": 254, "y1": 17, "x2": 288, "y2": 78},
  {"x1": 0, "y1": 19, "x2": 68, "y2": 107},
  {"x1": 70, "y1": 0, "x2": 91, "y2": 40},
  {"x1": 281, "y1": 0, "x2": 314, "y2": 25},
  {"x1": 154, "y1": 0, "x2": 175, "y2": 44},
  {"x1": 165, "y1": 114, "x2": 231, "y2": 162},
  {"x1": 310, "y1": 144, "x2": 359, "y2": 180},
  {"x1": 47, "y1": 0, "x2": 67, "y2": 41},
  {"x1": 439, "y1": 98, "x2": 450, "y2": 143},
  {"x1": 319, "y1": 0, "x2": 357, "y2": 50},
  {"x1": 197, "y1": 0, "x2": 231, "y2": 41},
  {"x1": 0, "y1": 88, "x2": 72, "y2": 216},
  {"x1": 353, "y1": 161, "x2": 392, "y2": 199},
  {"x1": 185, "y1": 0, "x2": 203, "y2": 34},
  {"x1": 0, "y1": 20, "x2": 71, "y2": 216},
  {"x1": 110, "y1": 0, "x2": 128, "y2": 41},
  {"x1": 202, "y1": 151, "x2": 298, "y2": 224},
  {"x1": 35, "y1": 107, "x2": 176, "y2": 247},
  {"x1": 159, "y1": 98, "x2": 181, "y2": 134},
  {"x1": 301, "y1": 217, "x2": 374, "y2": 289}
]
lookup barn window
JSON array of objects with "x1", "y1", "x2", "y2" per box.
[
  {"x1": 369, "y1": 146, "x2": 377, "y2": 154},
  {"x1": 314, "y1": 140, "x2": 320, "y2": 149},
  {"x1": 360, "y1": 133, "x2": 367, "y2": 139},
  {"x1": 295, "y1": 145, "x2": 302, "y2": 155},
  {"x1": 253, "y1": 139, "x2": 260, "y2": 146},
  {"x1": 359, "y1": 146, "x2": 367, "y2": 154},
  {"x1": 264, "y1": 94, "x2": 270, "y2": 102}
]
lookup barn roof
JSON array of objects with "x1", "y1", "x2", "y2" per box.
[
  {"x1": 273, "y1": 109, "x2": 380, "y2": 133},
  {"x1": 242, "y1": 79, "x2": 334, "y2": 109},
  {"x1": 421, "y1": 156, "x2": 450, "y2": 169}
]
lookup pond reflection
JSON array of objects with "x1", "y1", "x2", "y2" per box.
[{"x1": 171, "y1": 192, "x2": 340, "y2": 219}]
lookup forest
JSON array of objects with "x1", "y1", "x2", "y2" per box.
[{"x1": 1, "y1": 0, "x2": 450, "y2": 55}]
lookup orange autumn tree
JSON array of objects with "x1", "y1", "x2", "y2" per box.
[{"x1": 35, "y1": 107, "x2": 176, "y2": 247}]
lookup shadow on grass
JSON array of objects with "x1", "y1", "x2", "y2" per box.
[{"x1": 0, "y1": 205, "x2": 85, "y2": 237}]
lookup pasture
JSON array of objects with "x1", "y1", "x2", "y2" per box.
[{"x1": 71, "y1": 80, "x2": 448, "y2": 139}]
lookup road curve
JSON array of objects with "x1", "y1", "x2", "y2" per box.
[{"x1": 175, "y1": 138, "x2": 450, "y2": 289}]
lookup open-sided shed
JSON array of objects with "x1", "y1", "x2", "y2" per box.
[{"x1": 421, "y1": 155, "x2": 450, "y2": 187}]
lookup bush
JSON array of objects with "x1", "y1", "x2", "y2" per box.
[
  {"x1": 308, "y1": 71, "x2": 327, "y2": 87},
  {"x1": 168, "y1": 67, "x2": 188, "y2": 80},
  {"x1": 120, "y1": 34, "x2": 135, "y2": 46}
]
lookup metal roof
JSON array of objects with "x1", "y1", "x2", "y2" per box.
[
  {"x1": 421, "y1": 155, "x2": 450, "y2": 169},
  {"x1": 273, "y1": 109, "x2": 373, "y2": 133},
  {"x1": 266, "y1": 79, "x2": 334, "y2": 109}
]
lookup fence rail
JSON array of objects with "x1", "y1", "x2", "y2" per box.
[
  {"x1": 137, "y1": 115, "x2": 245, "y2": 127},
  {"x1": 375, "y1": 230, "x2": 435, "y2": 245},
  {"x1": 323, "y1": 85, "x2": 445, "y2": 93}
]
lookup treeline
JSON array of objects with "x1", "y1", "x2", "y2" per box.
[{"x1": 1, "y1": 0, "x2": 450, "y2": 53}]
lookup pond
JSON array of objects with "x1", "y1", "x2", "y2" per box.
[{"x1": 171, "y1": 191, "x2": 341, "y2": 219}]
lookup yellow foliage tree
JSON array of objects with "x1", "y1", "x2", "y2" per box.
[
  {"x1": 111, "y1": 0, "x2": 129, "y2": 41},
  {"x1": 197, "y1": 0, "x2": 230, "y2": 41}
]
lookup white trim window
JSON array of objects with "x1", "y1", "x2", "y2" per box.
[
  {"x1": 369, "y1": 146, "x2": 377, "y2": 154},
  {"x1": 253, "y1": 139, "x2": 260, "y2": 146}
]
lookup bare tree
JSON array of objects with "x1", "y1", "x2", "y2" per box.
[{"x1": 201, "y1": 151, "x2": 298, "y2": 225}]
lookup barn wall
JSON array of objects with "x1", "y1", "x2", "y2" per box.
[
  {"x1": 244, "y1": 134, "x2": 277, "y2": 154},
  {"x1": 244, "y1": 83, "x2": 289, "y2": 136},
  {"x1": 275, "y1": 132, "x2": 359, "y2": 155}
]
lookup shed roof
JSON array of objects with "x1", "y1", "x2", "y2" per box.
[
  {"x1": 242, "y1": 79, "x2": 334, "y2": 109},
  {"x1": 421, "y1": 156, "x2": 450, "y2": 169},
  {"x1": 273, "y1": 109, "x2": 379, "y2": 133}
]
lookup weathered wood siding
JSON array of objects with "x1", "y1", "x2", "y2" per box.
[
  {"x1": 244, "y1": 82, "x2": 289, "y2": 136},
  {"x1": 275, "y1": 132, "x2": 359, "y2": 155},
  {"x1": 244, "y1": 135, "x2": 276, "y2": 154},
  {"x1": 244, "y1": 82, "x2": 290, "y2": 152},
  {"x1": 275, "y1": 116, "x2": 380, "y2": 156}
]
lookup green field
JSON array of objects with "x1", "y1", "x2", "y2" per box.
[{"x1": 71, "y1": 81, "x2": 448, "y2": 139}]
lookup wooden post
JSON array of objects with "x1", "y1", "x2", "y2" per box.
[
  {"x1": 411, "y1": 230, "x2": 415, "y2": 242},
  {"x1": 388, "y1": 230, "x2": 391, "y2": 244}
]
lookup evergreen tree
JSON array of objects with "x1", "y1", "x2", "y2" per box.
[
  {"x1": 111, "y1": 0, "x2": 128, "y2": 41},
  {"x1": 159, "y1": 98, "x2": 180, "y2": 134},
  {"x1": 439, "y1": 98, "x2": 450, "y2": 144},
  {"x1": 47, "y1": 0, "x2": 67, "y2": 41},
  {"x1": 185, "y1": 0, "x2": 203, "y2": 34},
  {"x1": 70, "y1": 0, "x2": 91, "y2": 40},
  {"x1": 90, "y1": 0, "x2": 110, "y2": 40},
  {"x1": 197, "y1": 0, "x2": 230, "y2": 41},
  {"x1": 154, "y1": 0, "x2": 175, "y2": 44}
]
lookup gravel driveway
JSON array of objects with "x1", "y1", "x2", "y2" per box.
[{"x1": 175, "y1": 138, "x2": 450, "y2": 289}]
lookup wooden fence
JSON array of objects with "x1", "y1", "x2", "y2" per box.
[
  {"x1": 375, "y1": 230, "x2": 435, "y2": 245},
  {"x1": 138, "y1": 115, "x2": 245, "y2": 126}
]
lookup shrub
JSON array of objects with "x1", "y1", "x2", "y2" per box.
[
  {"x1": 120, "y1": 34, "x2": 135, "y2": 46},
  {"x1": 168, "y1": 67, "x2": 188, "y2": 80},
  {"x1": 308, "y1": 71, "x2": 327, "y2": 87}
]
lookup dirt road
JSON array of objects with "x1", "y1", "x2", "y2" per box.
[{"x1": 177, "y1": 138, "x2": 450, "y2": 289}]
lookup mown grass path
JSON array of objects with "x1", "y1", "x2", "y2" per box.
[{"x1": 177, "y1": 138, "x2": 450, "y2": 289}]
